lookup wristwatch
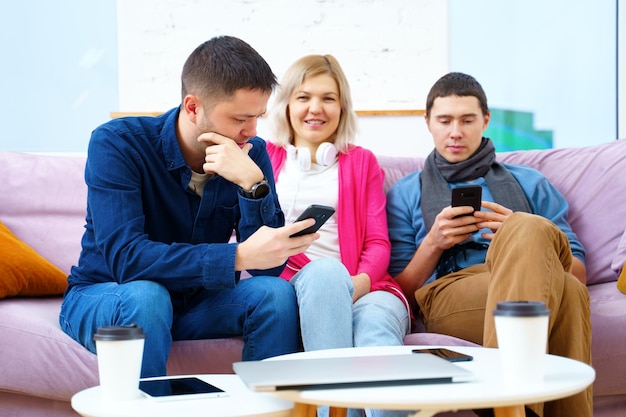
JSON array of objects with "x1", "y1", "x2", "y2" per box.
[{"x1": 239, "y1": 179, "x2": 270, "y2": 199}]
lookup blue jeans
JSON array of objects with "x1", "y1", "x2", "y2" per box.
[
  {"x1": 59, "y1": 277, "x2": 299, "y2": 378},
  {"x1": 290, "y1": 258, "x2": 412, "y2": 417},
  {"x1": 290, "y1": 258, "x2": 409, "y2": 350}
]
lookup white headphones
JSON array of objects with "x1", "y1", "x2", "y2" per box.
[{"x1": 287, "y1": 143, "x2": 338, "y2": 171}]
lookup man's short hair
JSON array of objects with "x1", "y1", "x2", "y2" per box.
[
  {"x1": 425, "y1": 72, "x2": 489, "y2": 117},
  {"x1": 181, "y1": 36, "x2": 277, "y2": 105}
]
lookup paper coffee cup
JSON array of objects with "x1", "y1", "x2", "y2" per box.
[
  {"x1": 493, "y1": 301, "x2": 550, "y2": 385},
  {"x1": 94, "y1": 324, "x2": 146, "y2": 401}
]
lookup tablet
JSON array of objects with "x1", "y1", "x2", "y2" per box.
[{"x1": 139, "y1": 376, "x2": 228, "y2": 401}]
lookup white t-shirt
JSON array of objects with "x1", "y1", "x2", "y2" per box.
[{"x1": 275, "y1": 156, "x2": 340, "y2": 261}]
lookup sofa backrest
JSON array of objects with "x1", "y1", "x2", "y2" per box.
[
  {"x1": 377, "y1": 139, "x2": 626, "y2": 286},
  {"x1": 1, "y1": 139, "x2": 625, "y2": 286},
  {"x1": 0, "y1": 152, "x2": 87, "y2": 275}
]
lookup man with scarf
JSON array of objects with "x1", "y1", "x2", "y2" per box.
[{"x1": 386, "y1": 72, "x2": 591, "y2": 417}]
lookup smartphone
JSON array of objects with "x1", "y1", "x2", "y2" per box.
[
  {"x1": 451, "y1": 185, "x2": 482, "y2": 215},
  {"x1": 412, "y1": 348, "x2": 473, "y2": 362},
  {"x1": 139, "y1": 376, "x2": 228, "y2": 401},
  {"x1": 289, "y1": 204, "x2": 336, "y2": 238}
]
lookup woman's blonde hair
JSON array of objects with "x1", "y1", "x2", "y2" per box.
[{"x1": 269, "y1": 54, "x2": 358, "y2": 153}]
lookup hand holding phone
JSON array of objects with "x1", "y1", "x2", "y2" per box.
[
  {"x1": 289, "y1": 204, "x2": 335, "y2": 238},
  {"x1": 451, "y1": 185, "x2": 482, "y2": 216}
]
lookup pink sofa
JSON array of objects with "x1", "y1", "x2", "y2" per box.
[{"x1": 1, "y1": 139, "x2": 625, "y2": 416}]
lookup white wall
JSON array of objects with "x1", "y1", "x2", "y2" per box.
[
  {"x1": 115, "y1": 0, "x2": 447, "y2": 157},
  {"x1": 112, "y1": 0, "x2": 626, "y2": 155},
  {"x1": 116, "y1": 0, "x2": 448, "y2": 113},
  {"x1": 0, "y1": 1, "x2": 621, "y2": 155}
]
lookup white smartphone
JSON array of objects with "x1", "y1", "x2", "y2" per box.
[{"x1": 139, "y1": 376, "x2": 228, "y2": 401}]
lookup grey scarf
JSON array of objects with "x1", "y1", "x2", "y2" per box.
[{"x1": 420, "y1": 137, "x2": 532, "y2": 277}]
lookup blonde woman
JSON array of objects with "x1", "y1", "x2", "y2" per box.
[
  {"x1": 267, "y1": 56, "x2": 411, "y2": 417},
  {"x1": 267, "y1": 55, "x2": 410, "y2": 416}
]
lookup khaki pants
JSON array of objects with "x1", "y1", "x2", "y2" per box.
[{"x1": 415, "y1": 212, "x2": 592, "y2": 417}]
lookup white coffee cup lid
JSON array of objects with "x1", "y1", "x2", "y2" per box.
[{"x1": 493, "y1": 301, "x2": 550, "y2": 317}]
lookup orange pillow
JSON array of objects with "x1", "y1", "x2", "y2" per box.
[
  {"x1": 618, "y1": 264, "x2": 626, "y2": 295},
  {"x1": 0, "y1": 221, "x2": 68, "y2": 298}
]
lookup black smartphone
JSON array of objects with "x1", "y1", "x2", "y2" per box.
[
  {"x1": 289, "y1": 204, "x2": 336, "y2": 237},
  {"x1": 451, "y1": 185, "x2": 482, "y2": 215},
  {"x1": 139, "y1": 376, "x2": 228, "y2": 401},
  {"x1": 412, "y1": 348, "x2": 473, "y2": 362}
]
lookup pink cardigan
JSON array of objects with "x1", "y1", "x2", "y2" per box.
[{"x1": 267, "y1": 142, "x2": 407, "y2": 308}]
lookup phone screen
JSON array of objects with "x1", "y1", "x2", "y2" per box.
[
  {"x1": 412, "y1": 348, "x2": 473, "y2": 362},
  {"x1": 451, "y1": 185, "x2": 482, "y2": 215},
  {"x1": 139, "y1": 377, "x2": 227, "y2": 400}
]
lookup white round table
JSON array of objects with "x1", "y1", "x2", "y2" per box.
[
  {"x1": 71, "y1": 374, "x2": 293, "y2": 417},
  {"x1": 261, "y1": 345, "x2": 595, "y2": 417}
]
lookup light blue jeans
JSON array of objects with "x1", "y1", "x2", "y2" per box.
[
  {"x1": 290, "y1": 258, "x2": 413, "y2": 417},
  {"x1": 59, "y1": 277, "x2": 300, "y2": 378}
]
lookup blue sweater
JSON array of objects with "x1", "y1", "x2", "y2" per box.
[
  {"x1": 67, "y1": 107, "x2": 284, "y2": 291},
  {"x1": 386, "y1": 163, "x2": 585, "y2": 282}
]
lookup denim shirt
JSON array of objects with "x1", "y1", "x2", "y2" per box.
[{"x1": 67, "y1": 107, "x2": 285, "y2": 292}]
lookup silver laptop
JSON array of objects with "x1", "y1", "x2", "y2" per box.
[{"x1": 233, "y1": 353, "x2": 475, "y2": 392}]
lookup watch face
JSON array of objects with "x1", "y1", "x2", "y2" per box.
[{"x1": 253, "y1": 181, "x2": 270, "y2": 198}]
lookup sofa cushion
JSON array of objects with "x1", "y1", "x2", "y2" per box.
[
  {"x1": 0, "y1": 221, "x2": 68, "y2": 298},
  {"x1": 497, "y1": 139, "x2": 626, "y2": 285},
  {"x1": 0, "y1": 152, "x2": 87, "y2": 276},
  {"x1": 0, "y1": 296, "x2": 245, "y2": 402},
  {"x1": 614, "y1": 231, "x2": 626, "y2": 294},
  {"x1": 0, "y1": 297, "x2": 98, "y2": 401},
  {"x1": 588, "y1": 282, "x2": 626, "y2": 395}
]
